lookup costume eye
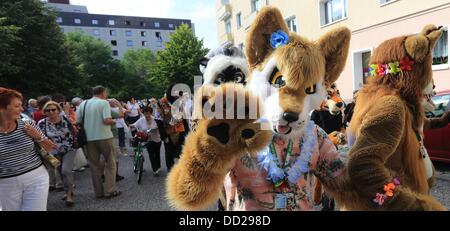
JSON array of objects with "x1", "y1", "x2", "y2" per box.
[
  {"x1": 234, "y1": 72, "x2": 244, "y2": 83},
  {"x1": 305, "y1": 84, "x2": 317, "y2": 95},
  {"x1": 216, "y1": 73, "x2": 226, "y2": 84},
  {"x1": 269, "y1": 68, "x2": 286, "y2": 88}
]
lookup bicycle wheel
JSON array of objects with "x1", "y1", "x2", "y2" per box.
[{"x1": 137, "y1": 156, "x2": 144, "y2": 184}]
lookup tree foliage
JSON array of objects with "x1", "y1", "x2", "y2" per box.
[
  {"x1": 0, "y1": 0, "x2": 79, "y2": 98},
  {"x1": 64, "y1": 31, "x2": 125, "y2": 97},
  {"x1": 120, "y1": 49, "x2": 161, "y2": 99},
  {"x1": 151, "y1": 24, "x2": 208, "y2": 91}
]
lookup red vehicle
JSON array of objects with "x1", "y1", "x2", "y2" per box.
[{"x1": 424, "y1": 90, "x2": 450, "y2": 163}]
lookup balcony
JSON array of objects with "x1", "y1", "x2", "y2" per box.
[
  {"x1": 220, "y1": 32, "x2": 234, "y2": 45},
  {"x1": 218, "y1": 4, "x2": 232, "y2": 21},
  {"x1": 243, "y1": 11, "x2": 256, "y2": 30}
]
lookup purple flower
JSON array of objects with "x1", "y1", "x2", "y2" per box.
[
  {"x1": 270, "y1": 30, "x2": 289, "y2": 49},
  {"x1": 393, "y1": 177, "x2": 401, "y2": 185}
]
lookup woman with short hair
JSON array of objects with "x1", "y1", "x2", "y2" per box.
[
  {"x1": 0, "y1": 87, "x2": 55, "y2": 211},
  {"x1": 38, "y1": 101, "x2": 77, "y2": 207}
]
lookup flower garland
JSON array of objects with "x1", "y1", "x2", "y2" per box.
[
  {"x1": 369, "y1": 57, "x2": 414, "y2": 77},
  {"x1": 257, "y1": 120, "x2": 317, "y2": 186},
  {"x1": 372, "y1": 177, "x2": 401, "y2": 206}
]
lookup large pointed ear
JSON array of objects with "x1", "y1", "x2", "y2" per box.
[
  {"x1": 317, "y1": 27, "x2": 351, "y2": 83},
  {"x1": 405, "y1": 24, "x2": 443, "y2": 63},
  {"x1": 245, "y1": 6, "x2": 289, "y2": 70}
]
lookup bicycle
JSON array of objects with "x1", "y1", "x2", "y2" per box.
[{"x1": 131, "y1": 130, "x2": 150, "y2": 184}]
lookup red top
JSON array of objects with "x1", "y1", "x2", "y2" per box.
[{"x1": 33, "y1": 110, "x2": 45, "y2": 123}]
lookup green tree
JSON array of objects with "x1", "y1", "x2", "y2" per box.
[
  {"x1": 152, "y1": 24, "x2": 208, "y2": 90},
  {"x1": 0, "y1": 17, "x2": 21, "y2": 76},
  {"x1": 64, "y1": 31, "x2": 125, "y2": 97},
  {"x1": 120, "y1": 49, "x2": 161, "y2": 98},
  {"x1": 0, "y1": 0, "x2": 80, "y2": 98}
]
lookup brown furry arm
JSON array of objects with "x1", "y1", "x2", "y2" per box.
[
  {"x1": 166, "y1": 84, "x2": 272, "y2": 210},
  {"x1": 347, "y1": 96, "x2": 446, "y2": 210},
  {"x1": 423, "y1": 111, "x2": 450, "y2": 130},
  {"x1": 166, "y1": 126, "x2": 241, "y2": 210}
]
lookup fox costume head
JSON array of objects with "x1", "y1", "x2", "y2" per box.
[{"x1": 245, "y1": 7, "x2": 351, "y2": 139}]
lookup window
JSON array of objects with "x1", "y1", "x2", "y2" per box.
[
  {"x1": 141, "y1": 31, "x2": 147, "y2": 37},
  {"x1": 251, "y1": 0, "x2": 261, "y2": 13},
  {"x1": 432, "y1": 28, "x2": 448, "y2": 67},
  {"x1": 155, "y1": 32, "x2": 162, "y2": 41},
  {"x1": 154, "y1": 22, "x2": 160, "y2": 28},
  {"x1": 156, "y1": 32, "x2": 162, "y2": 47},
  {"x1": 236, "y1": 13, "x2": 242, "y2": 29},
  {"x1": 56, "y1": 17, "x2": 63, "y2": 23},
  {"x1": 125, "y1": 20, "x2": 131, "y2": 26},
  {"x1": 110, "y1": 30, "x2": 116, "y2": 36},
  {"x1": 74, "y1": 9, "x2": 81, "y2": 13},
  {"x1": 169, "y1": 23, "x2": 174, "y2": 28},
  {"x1": 352, "y1": 48, "x2": 372, "y2": 90},
  {"x1": 112, "y1": 50, "x2": 118, "y2": 56},
  {"x1": 142, "y1": 41, "x2": 148, "y2": 47},
  {"x1": 92, "y1": 29, "x2": 100, "y2": 36},
  {"x1": 225, "y1": 20, "x2": 231, "y2": 34},
  {"x1": 111, "y1": 40, "x2": 117, "y2": 46},
  {"x1": 74, "y1": 18, "x2": 81, "y2": 24},
  {"x1": 125, "y1": 30, "x2": 132, "y2": 37},
  {"x1": 108, "y1": 20, "x2": 115, "y2": 26},
  {"x1": 127, "y1": 40, "x2": 133, "y2": 47},
  {"x1": 92, "y1": 19, "x2": 98, "y2": 25},
  {"x1": 286, "y1": 16, "x2": 297, "y2": 32},
  {"x1": 140, "y1": 21, "x2": 146, "y2": 27},
  {"x1": 321, "y1": 0, "x2": 347, "y2": 26}
]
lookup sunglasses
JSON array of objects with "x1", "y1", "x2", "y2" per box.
[{"x1": 45, "y1": 108, "x2": 58, "y2": 112}]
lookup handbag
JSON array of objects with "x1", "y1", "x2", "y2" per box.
[
  {"x1": 23, "y1": 119, "x2": 60, "y2": 168},
  {"x1": 77, "y1": 100, "x2": 89, "y2": 147},
  {"x1": 36, "y1": 144, "x2": 61, "y2": 168}
]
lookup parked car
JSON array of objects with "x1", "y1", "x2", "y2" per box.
[{"x1": 424, "y1": 90, "x2": 450, "y2": 163}]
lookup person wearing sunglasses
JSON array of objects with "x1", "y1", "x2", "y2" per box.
[{"x1": 37, "y1": 101, "x2": 77, "y2": 207}]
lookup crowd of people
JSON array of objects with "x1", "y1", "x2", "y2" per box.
[{"x1": 0, "y1": 85, "x2": 192, "y2": 211}]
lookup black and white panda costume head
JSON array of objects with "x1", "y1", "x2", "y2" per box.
[{"x1": 199, "y1": 45, "x2": 248, "y2": 85}]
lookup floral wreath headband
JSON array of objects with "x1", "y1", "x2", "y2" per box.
[
  {"x1": 368, "y1": 28, "x2": 443, "y2": 78},
  {"x1": 369, "y1": 56, "x2": 414, "y2": 77}
]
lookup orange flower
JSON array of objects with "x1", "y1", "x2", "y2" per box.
[{"x1": 384, "y1": 183, "x2": 396, "y2": 197}]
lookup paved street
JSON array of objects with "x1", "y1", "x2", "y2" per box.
[{"x1": 47, "y1": 145, "x2": 450, "y2": 211}]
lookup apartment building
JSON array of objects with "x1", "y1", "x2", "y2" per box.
[
  {"x1": 46, "y1": 0, "x2": 192, "y2": 60},
  {"x1": 216, "y1": 0, "x2": 450, "y2": 100}
]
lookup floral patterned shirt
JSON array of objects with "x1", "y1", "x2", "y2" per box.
[
  {"x1": 224, "y1": 125, "x2": 344, "y2": 211},
  {"x1": 38, "y1": 115, "x2": 75, "y2": 155}
]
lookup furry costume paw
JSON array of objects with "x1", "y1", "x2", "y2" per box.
[{"x1": 166, "y1": 84, "x2": 272, "y2": 210}]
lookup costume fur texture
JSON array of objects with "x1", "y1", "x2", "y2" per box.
[
  {"x1": 322, "y1": 25, "x2": 447, "y2": 210},
  {"x1": 167, "y1": 6, "x2": 351, "y2": 210}
]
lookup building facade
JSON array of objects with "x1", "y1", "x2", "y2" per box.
[
  {"x1": 47, "y1": 1, "x2": 192, "y2": 60},
  {"x1": 216, "y1": 0, "x2": 450, "y2": 100}
]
